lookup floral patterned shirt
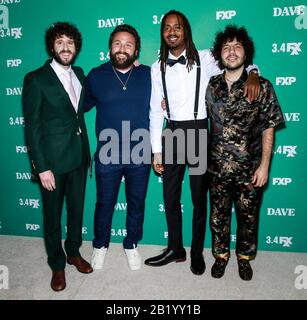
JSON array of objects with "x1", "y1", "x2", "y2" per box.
[{"x1": 205, "y1": 70, "x2": 284, "y2": 180}]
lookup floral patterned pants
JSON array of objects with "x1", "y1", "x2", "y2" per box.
[{"x1": 209, "y1": 174, "x2": 263, "y2": 260}]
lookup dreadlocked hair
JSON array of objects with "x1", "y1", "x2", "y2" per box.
[{"x1": 159, "y1": 10, "x2": 199, "y2": 72}]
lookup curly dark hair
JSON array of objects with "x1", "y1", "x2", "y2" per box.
[
  {"x1": 45, "y1": 22, "x2": 82, "y2": 57},
  {"x1": 160, "y1": 10, "x2": 198, "y2": 72},
  {"x1": 108, "y1": 24, "x2": 141, "y2": 58},
  {"x1": 211, "y1": 25, "x2": 255, "y2": 69}
]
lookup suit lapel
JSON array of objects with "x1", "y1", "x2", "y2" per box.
[{"x1": 43, "y1": 60, "x2": 79, "y2": 114}]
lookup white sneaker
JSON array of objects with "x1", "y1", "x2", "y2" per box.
[
  {"x1": 91, "y1": 247, "x2": 107, "y2": 270},
  {"x1": 124, "y1": 245, "x2": 141, "y2": 270}
]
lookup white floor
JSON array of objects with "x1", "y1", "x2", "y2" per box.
[{"x1": 0, "y1": 235, "x2": 306, "y2": 300}]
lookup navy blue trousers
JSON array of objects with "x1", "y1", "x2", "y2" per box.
[{"x1": 93, "y1": 162, "x2": 151, "y2": 249}]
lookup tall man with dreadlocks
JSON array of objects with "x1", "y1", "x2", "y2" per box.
[{"x1": 145, "y1": 10, "x2": 260, "y2": 275}]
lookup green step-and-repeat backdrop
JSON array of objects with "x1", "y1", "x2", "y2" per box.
[{"x1": 1, "y1": 0, "x2": 306, "y2": 253}]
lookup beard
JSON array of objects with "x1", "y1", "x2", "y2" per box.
[
  {"x1": 110, "y1": 51, "x2": 136, "y2": 69},
  {"x1": 222, "y1": 55, "x2": 245, "y2": 71},
  {"x1": 225, "y1": 61, "x2": 245, "y2": 71},
  {"x1": 165, "y1": 36, "x2": 185, "y2": 51},
  {"x1": 53, "y1": 50, "x2": 76, "y2": 67}
]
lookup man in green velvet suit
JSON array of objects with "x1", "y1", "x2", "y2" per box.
[{"x1": 22, "y1": 22, "x2": 93, "y2": 292}]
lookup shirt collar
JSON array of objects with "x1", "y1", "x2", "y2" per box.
[
  {"x1": 222, "y1": 68, "x2": 248, "y2": 86},
  {"x1": 168, "y1": 49, "x2": 187, "y2": 60},
  {"x1": 50, "y1": 58, "x2": 72, "y2": 76}
]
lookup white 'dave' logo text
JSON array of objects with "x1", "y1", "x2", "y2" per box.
[
  {"x1": 6, "y1": 87, "x2": 22, "y2": 95},
  {"x1": 273, "y1": 5, "x2": 305, "y2": 16},
  {"x1": 114, "y1": 202, "x2": 127, "y2": 211},
  {"x1": 283, "y1": 113, "x2": 300, "y2": 122},
  {"x1": 16, "y1": 172, "x2": 31, "y2": 180},
  {"x1": 98, "y1": 17, "x2": 124, "y2": 28},
  {"x1": 267, "y1": 208, "x2": 295, "y2": 217}
]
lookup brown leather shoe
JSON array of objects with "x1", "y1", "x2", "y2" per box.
[
  {"x1": 67, "y1": 256, "x2": 93, "y2": 274},
  {"x1": 51, "y1": 270, "x2": 66, "y2": 291}
]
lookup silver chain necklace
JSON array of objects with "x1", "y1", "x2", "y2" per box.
[{"x1": 112, "y1": 65, "x2": 134, "y2": 91}]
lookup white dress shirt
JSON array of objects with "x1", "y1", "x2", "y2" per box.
[
  {"x1": 149, "y1": 49, "x2": 258, "y2": 153},
  {"x1": 50, "y1": 59, "x2": 82, "y2": 112}
]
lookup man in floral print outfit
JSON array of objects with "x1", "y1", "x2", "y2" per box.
[{"x1": 206, "y1": 25, "x2": 284, "y2": 280}]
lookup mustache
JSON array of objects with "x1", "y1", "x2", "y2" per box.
[
  {"x1": 115, "y1": 52, "x2": 129, "y2": 58},
  {"x1": 167, "y1": 36, "x2": 179, "y2": 40},
  {"x1": 226, "y1": 54, "x2": 239, "y2": 59},
  {"x1": 59, "y1": 50, "x2": 73, "y2": 54}
]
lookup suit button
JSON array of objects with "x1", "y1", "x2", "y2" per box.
[{"x1": 76, "y1": 132, "x2": 80, "y2": 136}]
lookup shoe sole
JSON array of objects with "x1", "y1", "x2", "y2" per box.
[
  {"x1": 51, "y1": 285, "x2": 66, "y2": 292},
  {"x1": 92, "y1": 265, "x2": 103, "y2": 270},
  {"x1": 129, "y1": 266, "x2": 141, "y2": 271},
  {"x1": 67, "y1": 261, "x2": 93, "y2": 274},
  {"x1": 239, "y1": 275, "x2": 253, "y2": 281},
  {"x1": 190, "y1": 266, "x2": 205, "y2": 275},
  {"x1": 90, "y1": 255, "x2": 106, "y2": 270}
]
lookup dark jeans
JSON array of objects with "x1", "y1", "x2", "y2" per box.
[{"x1": 93, "y1": 162, "x2": 151, "y2": 249}]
